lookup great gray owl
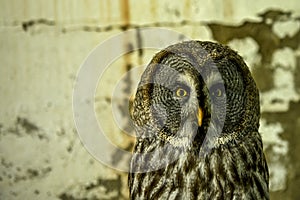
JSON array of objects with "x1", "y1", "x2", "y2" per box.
[{"x1": 128, "y1": 41, "x2": 269, "y2": 199}]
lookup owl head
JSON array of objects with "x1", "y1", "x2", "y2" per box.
[{"x1": 130, "y1": 41, "x2": 260, "y2": 154}]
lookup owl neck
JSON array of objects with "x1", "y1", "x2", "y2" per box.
[{"x1": 130, "y1": 131, "x2": 269, "y2": 199}]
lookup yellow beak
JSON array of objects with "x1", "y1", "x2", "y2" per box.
[{"x1": 197, "y1": 107, "x2": 203, "y2": 127}]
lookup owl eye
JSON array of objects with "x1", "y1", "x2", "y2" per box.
[
  {"x1": 214, "y1": 88, "x2": 223, "y2": 97},
  {"x1": 176, "y1": 88, "x2": 188, "y2": 97},
  {"x1": 210, "y1": 83, "x2": 225, "y2": 98}
]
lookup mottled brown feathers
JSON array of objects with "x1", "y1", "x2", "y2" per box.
[{"x1": 129, "y1": 41, "x2": 269, "y2": 199}]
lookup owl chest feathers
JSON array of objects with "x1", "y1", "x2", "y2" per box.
[{"x1": 130, "y1": 131, "x2": 269, "y2": 199}]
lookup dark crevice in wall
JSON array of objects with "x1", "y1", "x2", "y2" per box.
[
  {"x1": 1, "y1": 156, "x2": 52, "y2": 183},
  {"x1": 85, "y1": 175, "x2": 122, "y2": 194},
  {"x1": 16, "y1": 117, "x2": 39, "y2": 133},
  {"x1": 136, "y1": 28, "x2": 143, "y2": 59},
  {"x1": 58, "y1": 175, "x2": 124, "y2": 200},
  {"x1": 22, "y1": 19, "x2": 55, "y2": 32},
  {"x1": 0, "y1": 117, "x2": 48, "y2": 141},
  {"x1": 19, "y1": 19, "x2": 203, "y2": 34},
  {"x1": 13, "y1": 167, "x2": 52, "y2": 183},
  {"x1": 258, "y1": 10, "x2": 292, "y2": 21}
]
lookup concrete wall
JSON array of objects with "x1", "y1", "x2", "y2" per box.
[{"x1": 0, "y1": 0, "x2": 299, "y2": 199}]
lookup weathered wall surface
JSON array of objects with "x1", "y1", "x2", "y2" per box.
[{"x1": 0, "y1": 1, "x2": 299, "y2": 199}]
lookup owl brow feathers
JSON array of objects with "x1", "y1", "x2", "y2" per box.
[{"x1": 163, "y1": 41, "x2": 260, "y2": 134}]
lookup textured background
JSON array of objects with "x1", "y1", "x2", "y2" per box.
[{"x1": 0, "y1": 0, "x2": 300, "y2": 199}]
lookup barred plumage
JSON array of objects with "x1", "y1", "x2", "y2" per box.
[{"x1": 129, "y1": 41, "x2": 269, "y2": 199}]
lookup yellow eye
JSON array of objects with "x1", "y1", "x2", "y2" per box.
[
  {"x1": 211, "y1": 88, "x2": 224, "y2": 97},
  {"x1": 215, "y1": 88, "x2": 222, "y2": 97},
  {"x1": 176, "y1": 88, "x2": 188, "y2": 97},
  {"x1": 210, "y1": 83, "x2": 225, "y2": 98}
]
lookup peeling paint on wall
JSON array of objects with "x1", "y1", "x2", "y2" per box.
[
  {"x1": 260, "y1": 119, "x2": 288, "y2": 191},
  {"x1": 1, "y1": 1, "x2": 300, "y2": 200}
]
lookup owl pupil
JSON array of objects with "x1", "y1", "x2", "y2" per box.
[
  {"x1": 176, "y1": 88, "x2": 187, "y2": 97},
  {"x1": 179, "y1": 90, "x2": 184, "y2": 96}
]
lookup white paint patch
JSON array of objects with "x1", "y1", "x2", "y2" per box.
[
  {"x1": 271, "y1": 48, "x2": 296, "y2": 70},
  {"x1": 260, "y1": 48, "x2": 299, "y2": 112},
  {"x1": 227, "y1": 37, "x2": 261, "y2": 72},
  {"x1": 261, "y1": 69, "x2": 299, "y2": 112},
  {"x1": 259, "y1": 119, "x2": 288, "y2": 191},
  {"x1": 268, "y1": 163, "x2": 288, "y2": 192},
  {"x1": 273, "y1": 20, "x2": 300, "y2": 38},
  {"x1": 260, "y1": 119, "x2": 288, "y2": 155}
]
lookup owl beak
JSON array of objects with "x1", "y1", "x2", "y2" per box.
[{"x1": 197, "y1": 107, "x2": 203, "y2": 127}]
